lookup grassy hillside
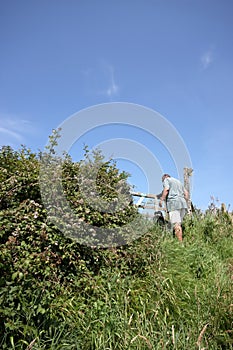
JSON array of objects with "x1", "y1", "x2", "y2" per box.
[{"x1": 0, "y1": 145, "x2": 232, "y2": 349}]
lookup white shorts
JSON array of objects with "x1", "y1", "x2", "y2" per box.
[{"x1": 169, "y1": 209, "x2": 187, "y2": 225}]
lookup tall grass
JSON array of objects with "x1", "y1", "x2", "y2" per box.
[{"x1": 1, "y1": 211, "x2": 233, "y2": 349}]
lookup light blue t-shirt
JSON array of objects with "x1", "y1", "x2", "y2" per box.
[{"x1": 163, "y1": 177, "x2": 188, "y2": 211}]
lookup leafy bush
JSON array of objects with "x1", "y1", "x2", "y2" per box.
[{"x1": 0, "y1": 140, "x2": 233, "y2": 349}]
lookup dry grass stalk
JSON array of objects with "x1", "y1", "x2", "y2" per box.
[
  {"x1": 197, "y1": 323, "x2": 209, "y2": 347},
  {"x1": 131, "y1": 334, "x2": 152, "y2": 349},
  {"x1": 172, "y1": 324, "x2": 175, "y2": 345},
  {"x1": 26, "y1": 338, "x2": 36, "y2": 350}
]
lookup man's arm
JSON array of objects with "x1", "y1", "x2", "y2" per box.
[{"x1": 159, "y1": 188, "x2": 169, "y2": 207}]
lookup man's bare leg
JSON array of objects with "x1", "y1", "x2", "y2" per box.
[{"x1": 174, "y1": 223, "x2": 183, "y2": 242}]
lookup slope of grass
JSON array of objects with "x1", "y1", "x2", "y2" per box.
[{"x1": 1, "y1": 210, "x2": 233, "y2": 350}]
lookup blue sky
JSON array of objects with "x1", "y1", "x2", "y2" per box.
[{"x1": 1, "y1": 0, "x2": 233, "y2": 211}]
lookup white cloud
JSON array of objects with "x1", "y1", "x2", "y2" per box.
[
  {"x1": 0, "y1": 127, "x2": 23, "y2": 141},
  {"x1": 201, "y1": 50, "x2": 213, "y2": 69},
  {"x1": 82, "y1": 62, "x2": 119, "y2": 99},
  {"x1": 0, "y1": 114, "x2": 34, "y2": 148},
  {"x1": 105, "y1": 65, "x2": 119, "y2": 98}
]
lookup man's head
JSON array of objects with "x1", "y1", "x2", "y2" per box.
[{"x1": 162, "y1": 173, "x2": 170, "y2": 182}]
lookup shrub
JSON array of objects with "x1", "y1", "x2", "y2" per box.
[{"x1": 0, "y1": 139, "x2": 232, "y2": 349}]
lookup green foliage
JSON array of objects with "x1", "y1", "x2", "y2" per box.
[
  {"x1": 0, "y1": 140, "x2": 233, "y2": 349},
  {"x1": 39, "y1": 131, "x2": 139, "y2": 247}
]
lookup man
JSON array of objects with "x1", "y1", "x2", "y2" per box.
[{"x1": 159, "y1": 174, "x2": 189, "y2": 242}]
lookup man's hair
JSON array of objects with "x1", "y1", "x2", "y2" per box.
[{"x1": 162, "y1": 174, "x2": 171, "y2": 181}]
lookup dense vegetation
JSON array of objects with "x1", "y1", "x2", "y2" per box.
[{"x1": 0, "y1": 140, "x2": 232, "y2": 349}]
